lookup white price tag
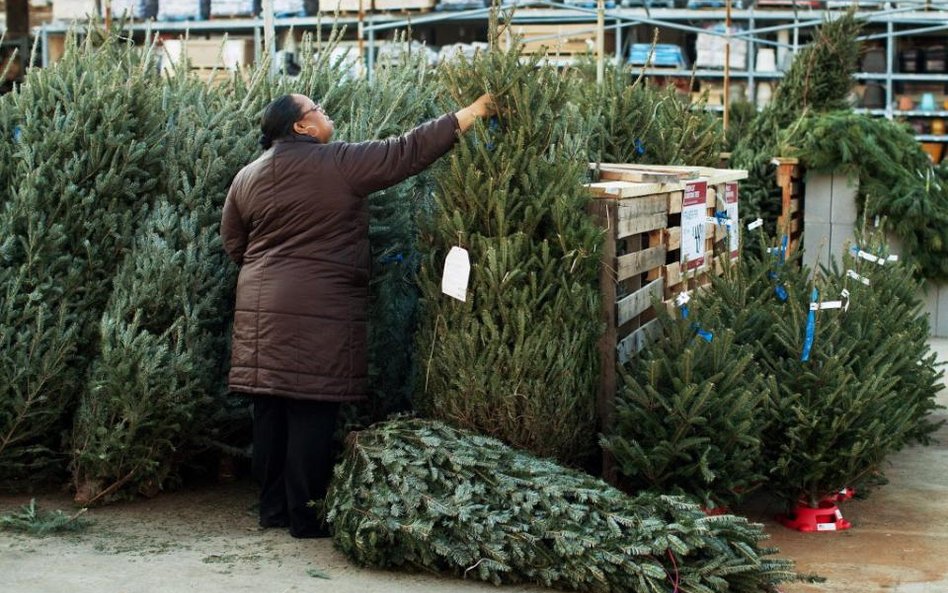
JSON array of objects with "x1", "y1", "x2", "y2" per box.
[
  {"x1": 854, "y1": 249, "x2": 884, "y2": 265},
  {"x1": 675, "y1": 291, "x2": 691, "y2": 307},
  {"x1": 747, "y1": 218, "x2": 763, "y2": 231},
  {"x1": 847, "y1": 269, "x2": 871, "y2": 286},
  {"x1": 441, "y1": 246, "x2": 470, "y2": 302},
  {"x1": 887, "y1": 254, "x2": 899, "y2": 262}
]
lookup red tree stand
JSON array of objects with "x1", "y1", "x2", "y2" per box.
[{"x1": 777, "y1": 500, "x2": 852, "y2": 532}]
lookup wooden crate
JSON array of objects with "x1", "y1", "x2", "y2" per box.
[
  {"x1": 586, "y1": 163, "x2": 747, "y2": 481},
  {"x1": 317, "y1": 0, "x2": 369, "y2": 12},
  {"x1": 374, "y1": 0, "x2": 434, "y2": 10},
  {"x1": 502, "y1": 23, "x2": 613, "y2": 56}
]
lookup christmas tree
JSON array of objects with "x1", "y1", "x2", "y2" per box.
[
  {"x1": 0, "y1": 32, "x2": 165, "y2": 485},
  {"x1": 585, "y1": 63, "x2": 724, "y2": 168},
  {"x1": 415, "y1": 29, "x2": 602, "y2": 464},
  {"x1": 601, "y1": 301, "x2": 769, "y2": 510},
  {"x1": 327, "y1": 418, "x2": 797, "y2": 593},
  {"x1": 69, "y1": 69, "x2": 266, "y2": 504},
  {"x1": 731, "y1": 11, "x2": 862, "y2": 226},
  {"x1": 696, "y1": 229, "x2": 943, "y2": 509}
]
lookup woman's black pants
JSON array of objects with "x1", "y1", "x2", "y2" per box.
[{"x1": 252, "y1": 397, "x2": 340, "y2": 538}]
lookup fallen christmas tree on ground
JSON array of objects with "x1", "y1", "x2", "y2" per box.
[{"x1": 327, "y1": 418, "x2": 797, "y2": 593}]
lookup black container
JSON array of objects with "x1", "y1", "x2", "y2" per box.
[
  {"x1": 861, "y1": 47, "x2": 885, "y2": 73},
  {"x1": 923, "y1": 46, "x2": 947, "y2": 74},
  {"x1": 900, "y1": 48, "x2": 922, "y2": 73}
]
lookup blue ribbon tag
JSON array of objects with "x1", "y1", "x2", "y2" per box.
[
  {"x1": 693, "y1": 325, "x2": 713, "y2": 342},
  {"x1": 801, "y1": 288, "x2": 818, "y2": 362},
  {"x1": 680, "y1": 305, "x2": 689, "y2": 320},
  {"x1": 775, "y1": 284, "x2": 788, "y2": 301}
]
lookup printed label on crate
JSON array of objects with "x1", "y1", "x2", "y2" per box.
[
  {"x1": 816, "y1": 522, "x2": 838, "y2": 531},
  {"x1": 725, "y1": 182, "x2": 739, "y2": 259},
  {"x1": 681, "y1": 180, "x2": 708, "y2": 271}
]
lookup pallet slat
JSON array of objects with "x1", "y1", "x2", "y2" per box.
[
  {"x1": 616, "y1": 318, "x2": 662, "y2": 364},
  {"x1": 617, "y1": 245, "x2": 666, "y2": 281},
  {"x1": 617, "y1": 278, "x2": 664, "y2": 326},
  {"x1": 618, "y1": 212, "x2": 666, "y2": 239}
]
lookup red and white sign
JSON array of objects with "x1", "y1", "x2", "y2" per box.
[{"x1": 681, "y1": 180, "x2": 708, "y2": 270}]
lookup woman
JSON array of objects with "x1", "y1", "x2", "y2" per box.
[{"x1": 221, "y1": 92, "x2": 494, "y2": 538}]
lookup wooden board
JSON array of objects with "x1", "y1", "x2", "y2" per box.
[
  {"x1": 667, "y1": 191, "x2": 683, "y2": 214},
  {"x1": 616, "y1": 318, "x2": 662, "y2": 365},
  {"x1": 587, "y1": 181, "x2": 680, "y2": 199},
  {"x1": 618, "y1": 194, "x2": 667, "y2": 216},
  {"x1": 602, "y1": 162, "x2": 701, "y2": 179},
  {"x1": 599, "y1": 166, "x2": 684, "y2": 185},
  {"x1": 617, "y1": 245, "x2": 666, "y2": 281},
  {"x1": 617, "y1": 278, "x2": 664, "y2": 326},
  {"x1": 666, "y1": 227, "x2": 681, "y2": 251},
  {"x1": 618, "y1": 212, "x2": 665, "y2": 239}
]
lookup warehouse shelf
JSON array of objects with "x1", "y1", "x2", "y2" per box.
[{"x1": 34, "y1": 0, "x2": 948, "y2": 148}]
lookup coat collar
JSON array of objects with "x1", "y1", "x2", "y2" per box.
[{"x1": 273, "y1": 133, "x2": 323, "y2": 146}]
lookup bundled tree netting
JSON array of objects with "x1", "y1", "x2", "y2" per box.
[
  {"x1": 601, "y1": 302, "x2": 769, "y2": 511},
  {"x1": 0, "y1": 32, "x2": 165, "y2": 485},
  {"x1": 730, "y1": 11, "x2": 862, "y2": 226},
  {"x1": 326, "y1": 418, "x2": 798, "y2": 593},
  {"x1": 414, "y1": 35, "x2": 602, "y2": 465},
  {"x1": 584, "y1": 62, "x2": 724, "y2": 168}
]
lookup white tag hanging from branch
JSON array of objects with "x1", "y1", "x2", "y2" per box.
[{"x1": 441, "y1": 246, "x2": 470, "y2": 302}]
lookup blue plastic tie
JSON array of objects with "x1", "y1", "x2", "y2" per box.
[
  {"x1": 801, "y1": 288, "x2": 818, "y2": 362},
  {"x1": 634, "y1": 138, "x2": 646, "y2": 155},
  {"x1": 679, "y1": 305, "x2": 689, "y2": 320},
  {"x1": 693, "y1": 324, "x2": 714, "y2": 342}
]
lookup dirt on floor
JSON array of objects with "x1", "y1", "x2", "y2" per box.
[{"x1": 3, "y1": 342, "x2": 948, "y2": 593}]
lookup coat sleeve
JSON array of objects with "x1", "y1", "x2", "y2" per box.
[
  {"x1": 333, "y1": 113, "x2": 460, "y2": 196},
  {"x1": 221, "y1": 175, "x2": 249, "y2": 266}
]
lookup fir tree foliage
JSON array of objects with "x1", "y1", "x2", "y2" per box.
[
  {"x1": 416, "y1": 31, "x2": 602, "y2": 464},
  {"x1": 695, "y1": 229, "x2": 942, "y2": 508},
  {"x1": 0, "y1": 31, "x2": 165, "y2": 483},
  {"x1": 69, "y1": 70, "x2": 267, "y2": 504},
  {"x1": 601, "y1": 301, "x2": 768, "y2": 510},
  {"x1": 781, "y1": 111, "x2": 948, "y2": 281},
  {"x1": 327, "y1": 418, "x2": 797, "y2": 593},
  {"x1": 730, "y1": 11, "x2": 862, "y2": 226},
  {"x1": 585, "y1": 63, "x2": 724, "y2": 168}
]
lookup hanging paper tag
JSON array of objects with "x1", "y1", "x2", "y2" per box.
[
  {"x1": 841, "y1": 288, "x2": 850, "y2": 312},
  {"x1": 675, "y1": 291, "x2": 691, "y2": 307},
  {"x1": 887, "y1": 254, "x2": 899, "y2": 262},
  {"x1": 441, "y1": 246, "x2": 470, "y2": 302},
  {"x1": 847, "y1": 269, "x2": 871, "y2": 286},
  {"x1": 811, "y1": 301, "x2": 843, "y2": 311},
  {"x1": 747, "y1": 218, "x2": 764, "y2": 231}
]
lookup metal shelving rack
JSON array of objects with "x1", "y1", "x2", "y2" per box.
[{"x1": 36, "y1": 0, "x2": 948, "y2": 140}]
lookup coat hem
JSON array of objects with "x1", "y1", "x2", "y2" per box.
[{"x1": 230, "y1": 385, "x2": 368, "y2": 403}]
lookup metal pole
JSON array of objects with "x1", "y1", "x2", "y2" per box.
[
  {"x1": 596, "y1": 0, "x2": 604, "y2": 85},
  {"x1": 885, "y1": 18, "x2": 894, "y2": 121},
  {"x1": 262, "y1": 0, "x2": 276, "y2": 77},
  {"x1": 723, "y1": 0, "x2": 731, "y2": 131}
]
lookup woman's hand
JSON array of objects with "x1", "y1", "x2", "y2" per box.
[{"x1": 455, "y1": 93, "x2": 496, "y2": 134}]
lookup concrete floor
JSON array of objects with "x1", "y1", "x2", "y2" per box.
[{"x1": 2, "y1": 341, "x2": 947, "y2": 593}]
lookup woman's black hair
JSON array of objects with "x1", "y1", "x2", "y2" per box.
[{"x1": 259, "y1": 95, "x2": 305, "y2": 150}]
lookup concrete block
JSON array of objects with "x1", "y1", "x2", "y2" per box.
[
  {"x1": 922, "y1": 283, "x2": 940, "y2": 337},
  {"x1": 829, "y1": 223, "x2": 856, "y2": 267},
  {"x1": 803, "y1": 221, "x2": 832, "y2": 270},
  {"x1": 830, "y1": 173, "x2": 860, "y2": 225},
  {"x1": 804, "y1": 172, "x2": 833, "y2": 224},
  {"x1": 936, "y1": 285, "x2": 948, "y2": 338}
]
